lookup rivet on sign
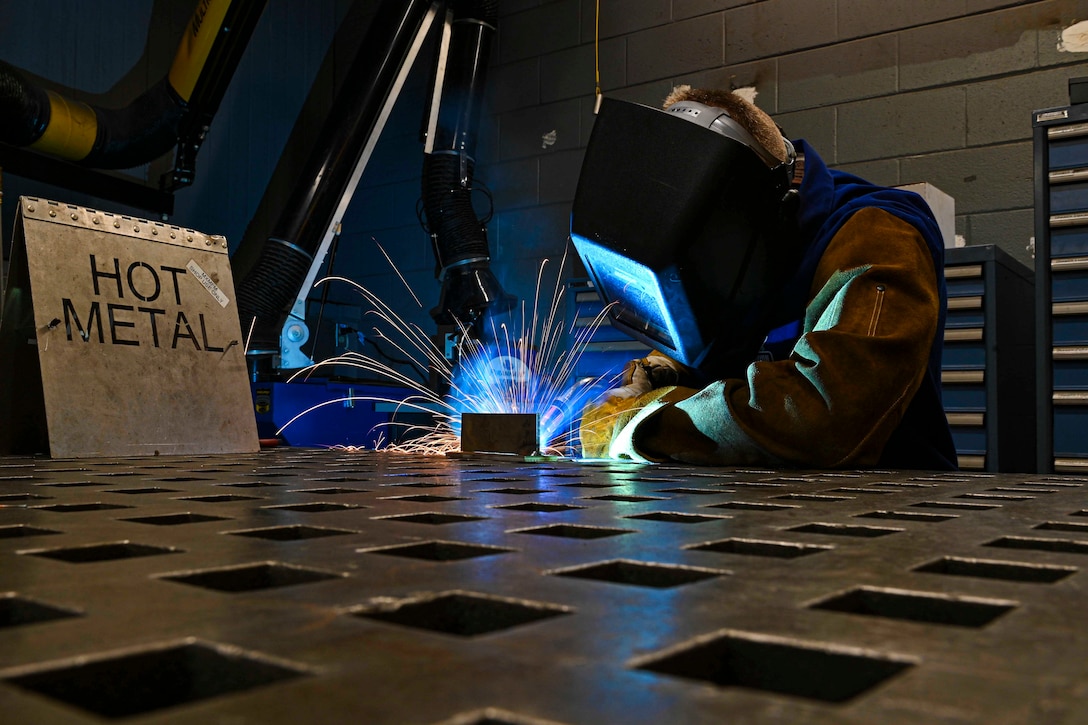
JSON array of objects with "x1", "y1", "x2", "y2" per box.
[
  {"x1": 133, "y1": 226, "x2": 140, "y2": 233},
  {"x1": 114, "y1": 221, "x2": 121, "y2": 228},
  {"x1": 48, "y1": 210, "x2": 56, "y2": 217},
  {"x1": 93, "y1": 218, "x2": 100, "y2": 225},
  {"x1": 26, "y1": 205, "x2": 35, "y2": 212},
  {"x1": 70, "y1": 213, "x2": 78, "y2": 220},
  {"x1": 152, "y1": 229, "x2": 158, "y2": 235}
]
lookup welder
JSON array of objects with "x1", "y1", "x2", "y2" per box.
[{"x1": 572, "y1": 86, "x2": 956, "y2": 470}]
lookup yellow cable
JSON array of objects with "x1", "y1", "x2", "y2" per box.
[{"x1": 594, "y1": 0, "x2": 602, "y2": 113}]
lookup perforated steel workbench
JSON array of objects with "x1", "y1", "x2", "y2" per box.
[{"x1": 1, "y1": 449, "x2": 1086, "y2": 723}]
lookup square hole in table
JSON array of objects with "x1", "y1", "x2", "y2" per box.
[
  {"x1": 856, "y1": 511, "x2": 958, "y2": 523},
  {"x1": 0, "y1": 525, "x2": 62, "y2": 539},
  {"x1": 633, "y1": 629, "x2": 914, "y2": 703},
  {"x1": 707, "y1": 501, "x2": 799, "y2": 512},
  {"x1": 476, "y1": 488, "x2": 551, "y2": 495},
  {"x1": 0, "y1": 493, "x2": 51, "y2": 502},
  {"x1": 359, "y1": 541, "x2": 515, "y2": 562},
  {"x1": 288, "y1": 487, "x2": 368, "y2": 495},
  {"x1": 22, "y1": 542, "x2": 181, "y2": 564},
  {"x1": 984, "y1": 536, "x2": 1088, "y2": 555},
  {"x1": 625, "y1": 512, "x2": 728, "y2": 524},
  {"x1": 788, "y1": 523, "x2": 903, "y2": 538},
  {"x1": 374, "y1": 513, "x2": 488, "y2": 526},
  {"x1": 159, "y1": 563, "x2": 343, "y2": 592},
  {"x1": 1035, "y1": 521, "x2": 1088, "y2": 533},
  {"x1": 112, "y1": 487, "x2": 181, "y2": 495},
  {"x1": 379, "y1": 495, "x2": 468, "y2": 503},
  {"x1": 686, "y1": 538, "x2": 832, "y2": 559},
  {"x1": 491, "y1": 502, "x2": 585, "y2": 513},
  {"x1": 352, "y1": 591, "x2": 571, "y2": 637},
  {"x1": 175, "y1": 495, "x2": 260, "y2": 503},
  {"x1": 510, "y1": 524, "x2": 634, "y2": 539},
  {"x1": 913, "y1": 556, "x2": 1077, "y2": 583},
  {"x1": 809, "y1": 586, "x2": 1016, "y2": 627},
  {"x1": 550, "y1": 560, "x2": 724, "y2": 588},
  {"x1": 0, "y1": 593, "x2": 81, "y2": 629},
  {"x1": 585, "y1": 494, "x2": 667, "y2": 503},
  {"x1": 122, "y1": 513, "x2": 232, "y2": 526},
  {"x1": 0, "y1": 640, "x2": 308, "y2": 719},
  {"x1": 225, "y1": 525, "x2": 359, "y2": 541},
  {"x1": 34, "y1": 503, "x2": 132, "y2": 512},
  {"x1": 262, "y1": 503, "x2": 365, "y2": 513}
]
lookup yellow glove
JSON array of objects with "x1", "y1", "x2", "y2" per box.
[{"x1": 579, "y1": 385, "x2": 696, "y2": 460}]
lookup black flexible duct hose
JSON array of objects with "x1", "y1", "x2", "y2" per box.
[
  {"x1": 424, "y1": 152, "x2": 488, "y2": 271},
  {"x1": 0, "y1": 60, "x2": 50, "y2": 146},
  {"x1": 423, "y1": 0, "x2": 512, "y2": 327}
]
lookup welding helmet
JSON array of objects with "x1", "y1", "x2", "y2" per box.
[{"x1": 570, "y1": 96, "x2": 799, "y2": 374}]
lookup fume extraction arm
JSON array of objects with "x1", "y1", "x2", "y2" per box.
[{"x1": 234, "y1": 0, "x2": 513, "y2": 373}]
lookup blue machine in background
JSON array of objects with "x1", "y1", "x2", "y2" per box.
[{"x1": 252, "y1": 380, "x2": 434, "y2": 448}]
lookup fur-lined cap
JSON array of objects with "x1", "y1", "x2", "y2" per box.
[{"x1": 663, "y1": 85, "x2": 788, "y2": 165}]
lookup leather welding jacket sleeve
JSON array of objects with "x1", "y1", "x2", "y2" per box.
[{"x1": 584, "y1": 206, "x2": 941, "y2": 468}]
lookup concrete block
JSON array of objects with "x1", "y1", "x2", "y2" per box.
[
  {"x1": 674, "y1": 0, "x2": 759, "y2": 21},
  {"x1": 540, "y1": 38, "x2": 625, "y2": 104},
  {"x1": 680, "y1": 59, "x2": 779, "y2": 113},
  {"x1": 837, "y1": 87, "x2": 965, "y2": 164},
  {"x1": 900, "y1": 6, "x2": 1038, "y2": 91},
  {"x1": 725, "y1": 0, "x2": 837, "y2": 64},
  {"x1": 1037, "y1": 0, "x2": 1088, "y2": 67},
  {"x1": 540, "y1": 148, "x2": 586, "y2": 205},
  {"x1": 966, "y1": 66, "x2": 1078, "y2": 146},
  {"x1": 488, "y1": 58, "x2": 541, "y2": 114},
  {"x1": 837, "y1": 0, "x2": 969, "y2": 41},
  {"x1": 495, "y1": 203, "x2": 571, "y2": 263},
  {"x1": 579, "y1": 0, "x2": 670, "y2": 42},
  {"x1": 900, "y1": 141, "x2": 1033, "y2": 215},
  {"x1": 354, "y1": 178, "x2": 423, "y2": 235},
  {"x1": 833, "y1": 159, "x2": 902, "y2": 188},
  {"x1": 498, "y1": 98, "x2": 582, "y2": 161},
  {"x1": 964, "y1": 208, "x2": 1036, "y2": 268},
  {"x1": 498, "y1": 0, "x2": 547, "y2": 18},
  {"x1": 773, "y1": 106, "x2": 837, "y2": 163},
  {"x1": 779, "y1": 35, "x2": 898, "y2": 113},
  {"x1": 486, "y1": 157, "x2": 540, "y2": 211},
  {"x1": 897, "y1": 182, "x2": 956, "y2": 248},
  {"x1": 497, "y1": 0, "x2": 581, "y2": 64},
  {"x1": 628, "y1": 15, "x2": 724, "y2": 84}
]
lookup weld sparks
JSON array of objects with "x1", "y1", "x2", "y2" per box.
[{"x1": 277, "y1": 255, "x2": 615, "y2": 456}]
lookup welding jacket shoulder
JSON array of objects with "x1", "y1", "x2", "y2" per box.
[{"x1": 617, "y1": 205, "x2": 948, "y2": 468}]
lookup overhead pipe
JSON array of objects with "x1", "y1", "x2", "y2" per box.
[{"x1": 0, "y1": 0, "x2": 265, "y2": 175}]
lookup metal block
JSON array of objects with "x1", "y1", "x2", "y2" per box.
[{"x1": 460, "y1": 412, "x2": 538, "y2": 455}]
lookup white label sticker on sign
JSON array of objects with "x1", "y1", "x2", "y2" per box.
[{"x1": 186, "y1": 259, "x2": 230, "y2": 308}]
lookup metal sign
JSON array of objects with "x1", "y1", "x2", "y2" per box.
[{"x1": 0, "y1": 196, "x2": 259, "y2": 457}]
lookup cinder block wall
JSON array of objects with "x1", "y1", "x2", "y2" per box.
[{"x1": 455, "y1": 0, "x2": 1088, "y2": 319}]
